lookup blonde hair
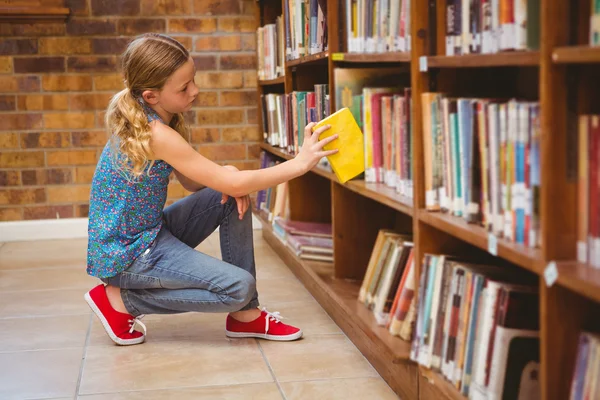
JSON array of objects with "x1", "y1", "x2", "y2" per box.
[{"x1": 106, "y1": 33, "x2": 190, "y2": 178}]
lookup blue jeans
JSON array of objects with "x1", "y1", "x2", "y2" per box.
[{"x1": 101, "y1": 188, "x2": 259, "y2": 317}]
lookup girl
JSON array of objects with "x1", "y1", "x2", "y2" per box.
[{"x1": 84, "y1": 33, "x2": 338, "y2": 346}]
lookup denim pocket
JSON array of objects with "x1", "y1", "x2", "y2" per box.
[{"x1": 120, "y1": 269, "x2": 163, "y2": 289}]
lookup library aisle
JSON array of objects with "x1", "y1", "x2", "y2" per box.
[{"x1": 0, "y1": 233, "x2": 399, "y2": 400}]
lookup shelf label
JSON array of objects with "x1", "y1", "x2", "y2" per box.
[
  {"x1": 544, "y1": 261, "x2": 558, "y2": 287},
  {"x1": 332, "y1": 53, "x2": 344, "y2": 61},
  {"x1": 419, "y1": 56, "x2": 428, "y2": 72},
  {"x1": 487, "y1": 233, "x2": 498, "y2": 256}
]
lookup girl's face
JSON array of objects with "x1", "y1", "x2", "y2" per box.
[{"x1": 151, "y1": 57, "x2": 199, "y2": 114}]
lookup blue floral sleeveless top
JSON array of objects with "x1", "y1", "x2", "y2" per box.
[{"x1": 86, "y1": 102, "x2": 173, "y2": 278}]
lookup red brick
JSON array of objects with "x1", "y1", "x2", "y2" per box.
[
  {"x1": 194, "y1": 0, "x2": 240, "y2": 15},
  {"x1": 93, "y1": 74, "x2": 124, "y2": 91},
  {"x1": 39, "y1": 38, "x2": 92, "y2": 55},
  {"x1": 42, "y1": 75, "x2": 92, "y2": 92},
  {"x1": 21, "y1": 132, "x2": 71, "y2": 149},
  {"x1": 0, "y1": 152, "x2": 44, "y2": 168},
  {"x1": 220, "y1": 54, "x2": 256, "y2": 70},
  {"x1": 0, "y1": 23, "x2": 65, "y2": 37},
  {"x1": 2, "y1": 114, "x2": 43, "y2": 131},
  {"x1": 0, "y1": 188, "x2": 46, "y2": 205},
  {"x1": 243, "y1": 71, "x2": 257, "y2": 88},
  {"x1": 23, "y1": 205, "x2": 74, "y2": 220},
  {"x1": 92, "y1": 38, "x2": 131, "y2": 54},
  {"x1": 0, "y1": 57, "x2": 11, "y2": 73},
  {"x1": 226, "y1": 160, "x2": 259, "y2": 170},
  {"x1": 220, "y1": 91, "x2": 257, "y2": 106},
  {"x1": 240, "y1": 0, "x2": 257, "y2": 16},
  {"x1": 195, "y1": 35, "x2": 241, "y2": 52},
  {"x1": 183, "y1": 110, "x2": 196, "y2": 125},
  {"x1": 222, "y1": 126, "x2": 261, "y2": 142},
  {"x1": 44, "y1": 113, "x2": 96, "y2": 130},
  {"x1": 192, "y1": 55, "x2": 217, "y2": 70},
  {"x1": 195, "y1": 71, "x2": 243, "y2": 89},
  {"x1": 67, "y1": 19, "x2": 117, "y2": 36},
  {"x1": 74, "y1": 166, "x2": 96, "y2": 183},
  {"x1": 75, "y1": 204, "x2": 89, "y2": 217},
  {"x1": 70, "y1": 93, "x2": 113, "y2": 110},
  {"x1": 67, "y1": 56, "x2": 117, "y2": 73},
  {"x1": 0, "y1": 76, "x2": 40, "y2": 92},
  {"x1": 21, "y1": 169, "x2": 73, "y2": 185},
  {"x1": 197, "y1": 109, "x2": 244, "y2": 125},
  {"x1": 218, "y1": 17, "x2": 257, "y2": 33},
  {"x1": 65, "y1": 0, "x2": 89, "y2": 16},
  {"x1": 246, "y1": 108, "x2": 257, "y2": 124},
  {"x1": 241, "y1": 34, "x2": 257, "y2": 51},
  {"x1": 17, "y1": 94, "x2": 69, "y2": 111},
  {"x1": 96, "y1": 111, "x2": 107, "y2": 128},
  {"x1": 14, "y1": 57, "x2": 65, "y2": 73},
  {"x1": 198, "y1": 144, "x2": 246, "y2": 161},
  {"x1": 47, "y1": 185, "x2": 91, "y2": 203},
  {"x1": 169, "y1": 18, "x2": 217, "y2": 33},
  {"x1": 141, "y1": 0, "x2": 191, "y2": 15},
  {"x1": 172, "y1": 36, "x2": 192, "y2": 50},
  {"x1": 72, "y1": 131, "x2": 108, "y2": 147},
  {"x1": 192, "y1": 91, "x2": 218, "y2": 107},
  {"x1": 190, "y1": 127, "x2": 219, "y2": 143},
  {"x1": 0, "y1": 39, "x2": 38, "y2": 55},
  {"x1": 0, "y1": 207, "x2": 22, "y2": 221},
  {"x1": 248, "y1": 143, "x2": 261, "y2": 159},
  {"x1": 91, "y1": 0, "x2": 140, "y2": 16},
  {"x1": 0, "y1": 95, "x2": 15, "y2": 111},
  {"x1": 0, "y1": 133, "x2": 19, "y2": 149},
  {"x1": 47, "y1": 150, "x2": 97, "y2": 166},
  {"x1": 118, "y1": 19, "x2": 166, "y2": 35},
  {"x1": 0, "y1": 171, "x2": 20, "y2": 186}
]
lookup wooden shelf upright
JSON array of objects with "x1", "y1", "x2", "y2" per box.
[{"x1": 253, "y1": 0, "x2": 600, "y2": 399}]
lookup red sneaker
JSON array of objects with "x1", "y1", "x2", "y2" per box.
[
  {"x1": 225, "y1": 307, "x2": 303, "y2": 341},
  {"x1": 84, "y1": 284, "x2": 146, "y2": 346}
]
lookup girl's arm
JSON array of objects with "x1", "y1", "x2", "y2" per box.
[{"x1": 150, "y1": 122, "x2": 338, "y2": 198}]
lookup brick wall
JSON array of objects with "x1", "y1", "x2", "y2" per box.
[{"x1": 0, "y1": 0, "x2": 260, "y2": 221}]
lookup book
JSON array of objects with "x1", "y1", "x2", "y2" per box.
[{"x1": 312, "y1": 107, "x2": 365, "y2": 183}]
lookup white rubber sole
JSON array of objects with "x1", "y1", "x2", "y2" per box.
[
  {"x1": 225, "y1": 329, "x2": 303, "y2": 341},
  {"x1": 84, "y1": 292, "x2": 145, "y2": 346}
]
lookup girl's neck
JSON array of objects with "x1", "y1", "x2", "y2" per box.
[{"x1": 151, "y1": 104, "x2": 173, "y2": 125}]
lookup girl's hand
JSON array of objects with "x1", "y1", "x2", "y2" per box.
[
  {"x1": 221, "y1": 165, "x2": 251, "y2": 220},
  {"x1": 295, "y1": 123, "x2": 339, "y2": 173}
]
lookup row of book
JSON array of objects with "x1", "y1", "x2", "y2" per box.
[
  {"x1": 422, "y1": 94, "x2": 541, "y2": 248},
  {"x1": 411, "y1": 253, "x2": 540, "y2": 400},
  {"x1": 283, "y1": 0, "x2": 328, "y2": 60},
  {"x1": 570, "y1": 331, "x2": 600, "y2": 400},
  {"x1": 257, "y1": 19, "x2": 286, "y2": 81},
  {"x1": 592, "y1": 1, "x2": 600, "y2": 46},
  {"x1": 344, "y1": 0, "x2": 411, "y2": 53},
  {"x1": 577, "y1": 115, "x2": 600, "y2": 268},
  {"x1": 444, "y1": 0, "x2": 540, "y2": 55}
]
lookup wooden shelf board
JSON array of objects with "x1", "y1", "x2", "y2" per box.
[
  {"x1": 420, "y1": 368, "x2": 468, "y2": 400},
  {"x1": 332, "y1": 52, "x2": 411, "y2": 63},
  {"x1": 554, "y1": 261, "x2": 600, "y2": 303},
  {"x1": 418, "y1": 211, "x2": 543, "y2": 272},
  {"x1": 286, "y1": 51, "x2": 329, "y2": 67},
  {"x1": 425, "y1": 51, "x2": 540, "y2": 68},
  {"x1": 255, "y1": 212, "x2": 411, "y2": 363},
  {"x1": 260, "y1": 142, "x2": 414, "y2": 215},
  {"x1": 259, "y1": 76, "x2": 285, "y2": 86},
  {"x1": 552, "y1": 46, "x2": 600, "y2": 64}
]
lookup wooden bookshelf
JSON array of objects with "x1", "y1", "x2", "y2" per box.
[
  {"x1": 259, "y1": 76, "x2": 285, "y2": 86},
  {"x1": 254, "y1": 0, "x2": 600, "y2": 399}
]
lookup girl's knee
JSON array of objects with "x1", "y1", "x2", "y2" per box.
[{"x1": 230, "y1": 271, "x2": 256, "y2": 307}]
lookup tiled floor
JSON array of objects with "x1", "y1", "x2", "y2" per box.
[{"x1": 0, "y1": 232, "x2": 400, "y2": 400}]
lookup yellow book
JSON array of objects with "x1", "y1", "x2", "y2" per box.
[{"x1": 312, "y1": 107, "x2": 365, "y2": 184}]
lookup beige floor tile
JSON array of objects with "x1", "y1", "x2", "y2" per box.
[
  {"x1": 0, "y1": 348, "x2": 83, "y2": 399},
  {"x1": 0, "y1": 314, "x2": 89, "y2": 352},
  {"x1": 255, "y1": 258, "x2": 296, "y2": 280},
  {"x1": 0, "y1": 289, "x2": 91, "y2": 318},
  {"x1": 257, "y1": 277, "x2": 315, "y2": 306},
  {"x1": 259, "y1": 334, "x2": 378, "y2": 382},
  {"x1": 78, "y1": 382, "x2": 283, "y2": 399},
  {"x1": 0, "y1": 267, "x2": 98, "y2": 292},
  {"x1": 0, "y1": 239, "x2": 88, "y2": 270},
  {"x1": 80, "y1": 340, "x2": 273, "y2": 394},
  {"x1": 262, "y1": 301, "x2": 343, "y2": 336},
  {"x1": 280, "y1": 377, "x2": 399, "y2": 400}
]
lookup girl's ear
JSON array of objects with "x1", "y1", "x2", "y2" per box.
[{"x1": 142, "y1": 90, "x2": 159, "y2": 105}]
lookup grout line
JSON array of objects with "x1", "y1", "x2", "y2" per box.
[
  {"x1": 74, "y1": 312, "x2": 94, "y2": 400},
  {"x1": 256, "y1": 339, "x2": 288, "y2": 400}
]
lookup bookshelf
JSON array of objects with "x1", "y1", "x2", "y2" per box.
[{"x1": 253, "y1": 0, "x2": 600, "y2": 399}]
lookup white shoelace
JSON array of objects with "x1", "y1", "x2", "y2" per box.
[
  {"x1": 128, "y1": 314, "x2": 147, "y2": 335},
  {"x1": 262, "y1": 307, "x2": 284, "y2": 334}
]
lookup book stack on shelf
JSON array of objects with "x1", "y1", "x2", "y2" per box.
[
  {"x1": 257, "y1": 17, "x2": 286, "y2": 81},
  {"x1": 444, "y1": 0, "x2": 540, "y2": 55},
  {"x1": 577, "y1": 115, "x2": 600, "y2": 268},
  {"x1": 273, "y1": 217, "x2": 334, "y2": 262},
  {"x1": 570, "y1": 331, "x2": 600, "y2": 400},
  {"x1": 283, "y1": 0, "x2": 328, "y2": 60},
  {"x1": 344, "y1": 0, "x2": 412, "y2": 53},
  {"x1": 421, "y1": 94, "x2": 541, "y2": 248},
  {"x1": 592, "y1": 0, "x2": 600, "y2": 46}
]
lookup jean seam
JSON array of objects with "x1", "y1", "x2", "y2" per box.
[
  {"x1": 222, "y1": 215, "x2": 233, "y2": 264},
  {"x1": 121, "y1": 289, "x2": 142, "y2": 316},
  {"x1": 126, "y1": 292, "x2": 230, "y2": 305},
  {"x1": 173, "y1": 200, "x2": 233, "y2": 239},
  {"x1": 150, "y1": 264, "x2": 229, "y2": 300}
]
